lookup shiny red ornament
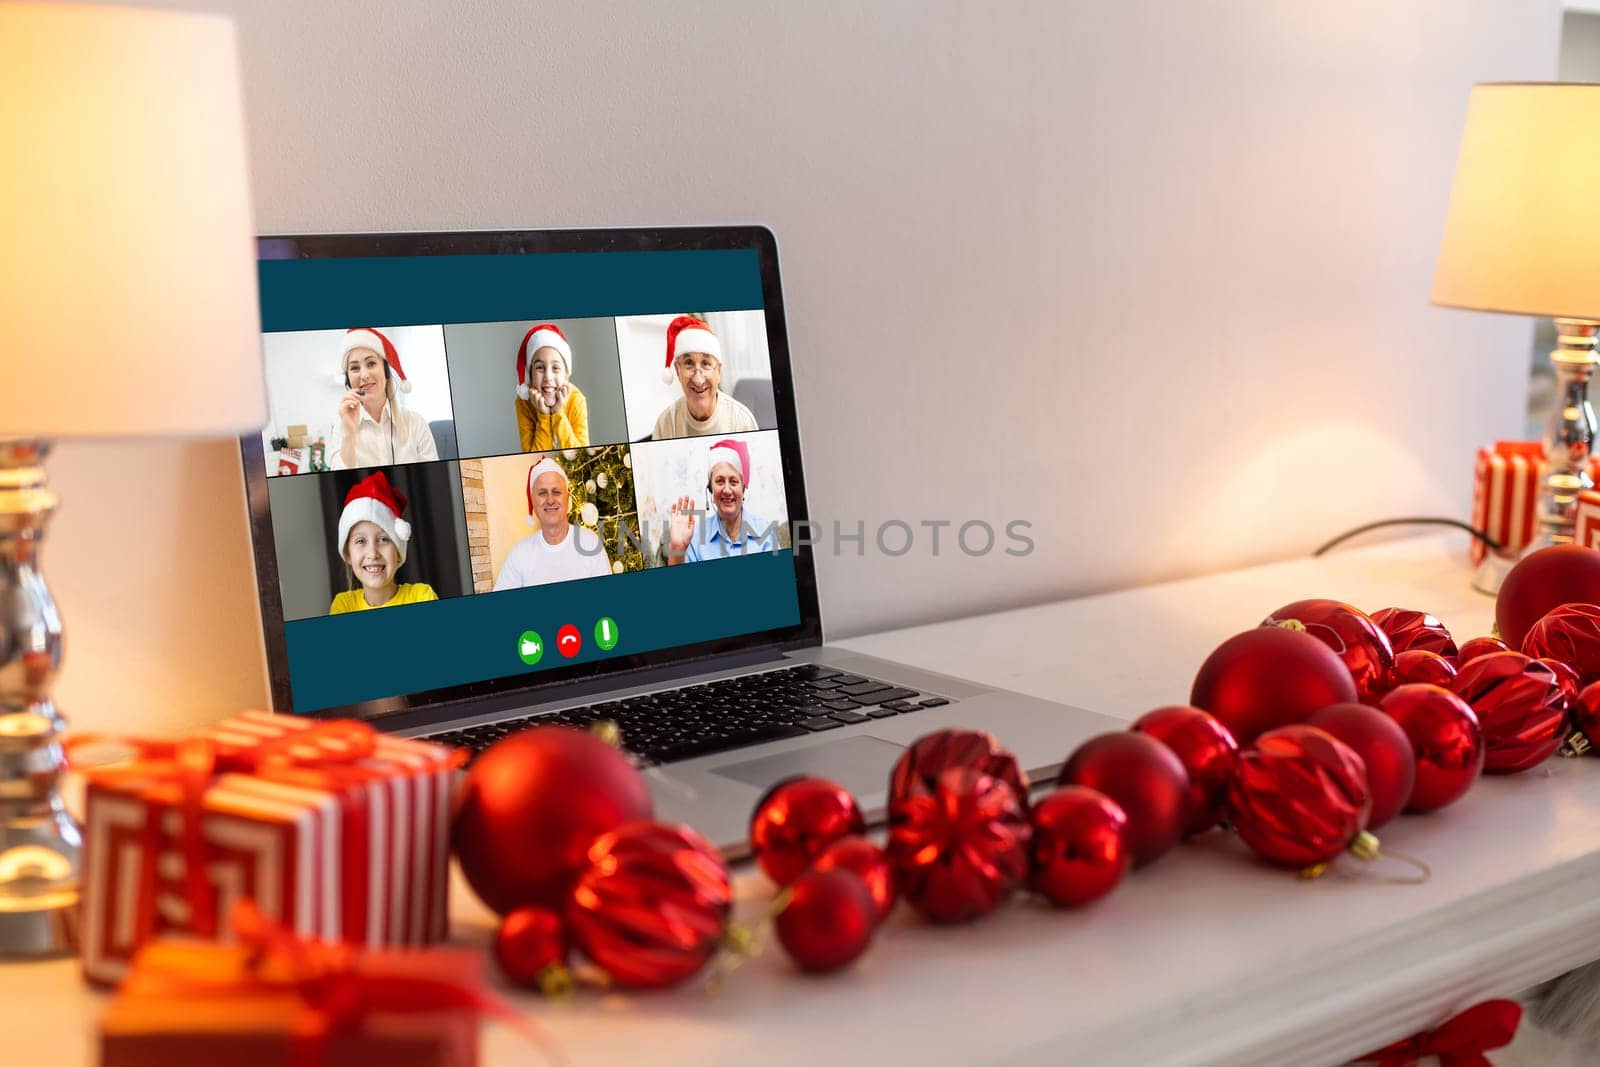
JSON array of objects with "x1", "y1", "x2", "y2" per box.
[
  {"x1": 1457, "y1": 636, "x2": 1511, "y2": 664},
  {"x1": 1028, "y1": 787, "x2": 1129, "y2": 907},
  {"x1": 1370, "y1": 607, "x2": 1459, "y2": 659},
  {"x1": 1128, "y1": 705, "x2": 1239, "y2": 835},
  {"x1": 453, "y1": 725, "x2": 653, "y2": 915},
  {"x1": 1522, "y1": 603, "x2": 1600, "y2": 686},
  {"x1": 1497, "y1": 544, "x2": 1600, "y2": 650},
  {"x1": 812, "y1": 836, "x2": 897, "y2": 926},
  {"x1": 1226, "y1": 725, "x2": 1372, "y2": 869},
  {"x1": 1540, "y1": 657, "x2": 1583, "y2": 703},
  {"x1": 774, "y1": 868, "x2": 876, "y2": 973},
  {"x1": 1566, "y1": 681, "x2": 1600, "y2": 757},
  {"x1": 1378, "y1": 684, "x2": 1484, "y2": 812},
  {"x1": 749, "y1": 777, "x2": 866, "y2": 886},
  {"x1": 1306, "y1": 703, "x2": 1416, "y2": 829},
  {"x1": 886, "y1": 729, "x2": 1031, "y2": 924},
  {"x1": 1451, "y1": 652, "x2": 1569, "y2": 774},
  {"x1": 566, "y1": 821, "x2": 731, "y2": 989},
  {"x1": 1263, "y1": 599, "x2": 1396, "y2": 703},
  {"x1": 493, "y1": 905, "x2": 572, "y2": 994},
  {"x1": 1390, "y1": 649, "x2": 1458, "y2": 689},
  {"x1": 1190, "y1": 626, "x2": 1359, "y2": 745},
  {"x1": 1057, "y1": 732, "x2": 1189, "y2": 866}
]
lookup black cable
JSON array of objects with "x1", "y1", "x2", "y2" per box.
[{"x1": 1312, "y1": 517, "x2": 1500, "y2": 558}]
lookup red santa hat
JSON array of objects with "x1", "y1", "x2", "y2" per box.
[
  {"x1": 341, "y1": 327, "x2": 411, "y2": 394},
  {"x1": 516, "y1": 324, "x2": 574, "y2": 401},
  {"x1": 663, "y1": 315, "x2": 721, "y2": 384},
  {"x1": 525, "y1": 456, "x2": 569, "y2": 525},
  {"x1": 337, "y1": 470, "x2": 412, "y2": 566},
  {"x1": 706, "y1": 438, "x2": 750, "y2": 486}
]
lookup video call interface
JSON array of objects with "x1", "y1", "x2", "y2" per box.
[{"x1": 256, "y1": 248, "x2": 803, "y2": 713}]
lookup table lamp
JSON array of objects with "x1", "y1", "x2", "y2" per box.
[
  {"x1": 1433, "y1": 83, "x2": 1600, "y2": 589},
  {"x1": 0, "y1": 3, "x2": 263, "y2": 956}
]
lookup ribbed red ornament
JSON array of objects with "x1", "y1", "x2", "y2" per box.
[
  {"x1": 1457, "y1": 636, "x2": 1511, "y2": 665},
  {"x1": 1262, "y1": 599, "x2": 1396, "y2": 703},
  {"x1": 566, "y1": 821, "x2": 731, "y2": 989},
  {"x1": 1523, "y1": 603, "x2": 1600, "y2": 687},
  {"x1": 886, "y1": 730, "x2": 1031, "y2": 924},
  {"x1": 1451, "y1": 652, "x2": 1569, "y2": 774},
  {"x1": 1567, "y1": 681, "x2": 1600, "y2": 757},
  {"x1": 1539, "y1": 658, "x2": 1582, "y2": 703},
  {"x1": 1028, "y1": 786, "x2": 1129, "y2": 907},
  {"x1": 813, "y1": 836, "x2": 897, "y2": 926},
  {"x1": 1226, "y1": 725, "x2": 1372, "y2": 869},
  {"x1": 1378, "y1": 684, "x2": 1484, "y2": 812},
  {"x1": 774, "y1": 868, "x2": 877, "y2": 973},
  {"x1": 1391, "y1": 649, "x2": 1458, "y2": 690},
  {"x1": 1371, "y1": 607, "x2": 1459, "y2": 658},
  {"x1": 749, "y1": 776, "x2": 865, "y2": 886},
  {"x1": 1129, "y1": 705, "x2": 1239, "y2": 836}
]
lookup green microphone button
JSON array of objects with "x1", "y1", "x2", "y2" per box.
[{"x1": 594, "y1": 617, "x2": 619, "y2": 651}]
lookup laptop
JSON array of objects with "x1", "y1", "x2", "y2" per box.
[{"x1": 240, "y1": 225, "x2": 1121, "y2": 856}]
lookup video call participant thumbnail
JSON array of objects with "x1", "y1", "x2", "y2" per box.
[
  {"x1": 653, "y1": 316, "x2": 759, "y2": 439},
  {"x1": 515, "y1": 323, "x2": 590, "y2": 451},
  {"x1": 333, "y1": 327, "x2": 440, "y2": 469},
  {"x1": 330, "y1": 470, "x2": 438, "y2": 614},
  {"x1": 666, "y1": 437, "x2": 777, "y2": 564},
  {"x1": 492, "y1": 456, "x2": 613, "y2": 590}
]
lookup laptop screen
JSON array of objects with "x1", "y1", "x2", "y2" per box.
[{"x1": 243, "y1": 229, "x2": 817, "y2": 718}]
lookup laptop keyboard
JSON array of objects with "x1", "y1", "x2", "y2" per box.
[{"x1": 424, "y1": 664, "x2": 951, "y2": 767}]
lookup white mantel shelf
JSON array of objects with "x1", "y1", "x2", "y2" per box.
[{"x1": 7, "y1": 533, "x2": 1599, "y2": 1066}]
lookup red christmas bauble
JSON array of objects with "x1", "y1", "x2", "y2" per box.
[
  {"x1": 1306, "y1": 703, "x2": 1416, "y2": 829},
  {"x1": 1569, "y1": 681, "x2": 1600, "y2": 756},
  {"x1": 774, "y1": 868, "x2": 877, "y2": 973},
  {"x1": 1458, "y1": 636, "x2": 1511, "y2": 664},
  {"x1": 1263, "y1": 600, "x2": 1396, "y2": 703},
  {"x1": 453, "y1": 726, "x2": 653, "y2": 915},
  {"x1": 1129, "y1": 705, "x2": 1239, "y2": 835},
  {"x1": 1498, "y1": 545, "x2": 1600, "y2": 650},
  {"x1": 566, "y1": 821, "x2": 731, "y2": 988},
  {"x1": 1523, "y1": 603, "x2": 1600, "y2": 686},
  {"x1": 886, "y1": 730, "x2": 1031, "y2": 924},
  {"x1": 1057, "y1": 732, "x2": 1189, "y2": 866},
  {"x1": 1378, "y1": 684, "x2": 1484, "y2": 812},
  {"x1": 1540, "y1": 657, "x2": 1583, "y2": 703},
  {"x1": 1371, "y1": 607, "x2": 1459, "y2": 659},
  {"x1": 812, "y1": 836, "x2": 897, "y2": 926},
  {"x1": 1451, "y1": 652, "x2": 1569, "y2": 774},
  {"x1": 493, "y1": 905, "x2": 572, "y2": 994},
  {"x1": 1028, "y1": 786, "x2": 1129, "y2": 907},
  {"x1": 1391, "y1": 649, "x2": 1458, "y2": 689},
  {"x1": 749, "y1": 777, "x2": 866, "y2": 886},
  {"x1": 1226, "y1": 725, "x2": 1371, "y2": 869},
  {"x1": 1190, "y1": 626, "x2": 1359, "y2": 745}
]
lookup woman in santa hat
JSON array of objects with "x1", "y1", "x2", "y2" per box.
[
  {"x1": 651, "y1": 316, "x2": 759, "y2": 440},
  {"x1": 665, "y1": 437, "x2": 777, "y2": 564},
  {"x1": 328, "y1": 470, "x2": 438, "y2": 613},
  {"x1": 331, "y1": 327, "x2": 440, "y2": 469},
  {"x1": 514, "y1": 323, "x2": 589, "y2": 451}
]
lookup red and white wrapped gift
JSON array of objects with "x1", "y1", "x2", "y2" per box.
[
  {"x1": 80, "y1": 714, "x2": 463, "y2": 986},
  {"x1": 1470, "y1": 442, "x2": 1600, "y2": 564},
  {"x1": 1577, "y1": 489, "x2": 1600, "y2": 551}
]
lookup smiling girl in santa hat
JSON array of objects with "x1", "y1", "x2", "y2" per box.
[
  {"x1": 329, "y1": 470, "x2": 439, "y2": 613},
  {"x1": 514, "y1": 323, "x2": 590, "y2": 451}
]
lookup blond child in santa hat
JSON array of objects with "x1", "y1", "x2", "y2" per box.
[
  {"x1": 329, "y1": 470, "x2": 438, "y2": 614},
  {"x1": 514, "y1": 324, "x2": 590, "y2": 451}
]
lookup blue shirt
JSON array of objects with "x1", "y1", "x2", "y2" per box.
[{"x1": 684, "y1": 509, "x2": 778, "y2": 562}]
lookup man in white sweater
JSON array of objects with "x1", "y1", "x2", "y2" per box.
[{"x1": 492, "y1": 456, "x2": 612, "y2": 590}]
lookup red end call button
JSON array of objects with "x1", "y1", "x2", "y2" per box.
[{"x1": 556, "y1": 624, "x2": 582, "y2": 658}]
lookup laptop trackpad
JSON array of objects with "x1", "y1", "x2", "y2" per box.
[{"x1": 713, "y1": 736, "x2": 905, "y2": 801}]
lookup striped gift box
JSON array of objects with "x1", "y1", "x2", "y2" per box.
[
  {"x1": 1470, "y1": 442, "x2": 1600, "y2": 563},
  {"x1": 1577, "y1": 490, "x2": 1600, "y2": 551}
]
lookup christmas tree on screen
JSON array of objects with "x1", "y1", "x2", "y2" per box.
[{"x1": 561, "y1": 445, "x2": 643, "y2": 573}]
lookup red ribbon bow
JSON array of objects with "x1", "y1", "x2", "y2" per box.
[{"x1": 1359, "y1": 999, "x2": 1523, "y2": 1067}]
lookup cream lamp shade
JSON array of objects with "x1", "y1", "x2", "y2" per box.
[
  {"x1": 1432, "y1": 83, "x2": 1600, "y2": 321},
  {"x1": 0, "y1": 2, "x2": 265, "y2": 438}
]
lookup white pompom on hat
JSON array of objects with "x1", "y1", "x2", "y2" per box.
[
  {"x1": 663, "y1": 315, "x2": 720, "y2": 384},
  {"x1": 525, "y1": 456, "x2": 569, "y2": 525},
  {"x1": 516, "y1": 324, "x2": 574, "y2": 401},
  {"x1": 341, "y1": 327, "x2": 411, "y2": 393},
  {"x1": 337, "y1": 470, "x2": 412, "y2": 567}
]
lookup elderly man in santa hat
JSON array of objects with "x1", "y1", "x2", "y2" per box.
[
  {"x1": 665, "y1": 437, "x2": 778, "y2": 565},
  {"x1": 651, "y1": 316, "x2": 759, "y2": 440},
  {"x1": 493, "y1": 456, "x2": 612, "y2": 589}
]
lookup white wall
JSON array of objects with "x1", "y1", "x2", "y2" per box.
[{"x1": 48, "y1": 0, "x2": 1560, "y2": 734}]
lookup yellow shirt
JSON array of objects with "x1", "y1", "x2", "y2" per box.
[
  {"x1": 517, "y1": 386, "x2": 589, "y2": 452},
  {"x1": 329, "y1": 582, "x2": 438, "y2": 614}
]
